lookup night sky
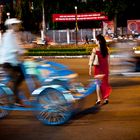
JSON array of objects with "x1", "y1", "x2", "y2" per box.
[{"x1": 0, "y1": 0, "x2": 139, "y2": 28}]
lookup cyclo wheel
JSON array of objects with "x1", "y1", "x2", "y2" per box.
[
  {"x1": 35, "y1": 88, "x2": 72, "y2": 126},
  {"x1": 0, "y1": 87, "x2": 11, "y2": 118}
]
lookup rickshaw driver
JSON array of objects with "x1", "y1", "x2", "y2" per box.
[{"x1": 0, "y1": 18, "x2": 26, "y2": 106}]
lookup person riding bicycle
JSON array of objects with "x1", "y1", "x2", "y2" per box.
[{"x1": 0, "y1": 18, "x2": 25, "y2": 106}]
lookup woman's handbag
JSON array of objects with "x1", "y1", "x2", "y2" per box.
[
  {"x1": 89, "y1": 48, "x2": 99, "y2": 66},
  {"x1": 93, "y1": 54, "x2": 99, "y2": 65}
]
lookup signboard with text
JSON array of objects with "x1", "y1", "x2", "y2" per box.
[{"x1": 52, "y1": 12, "x2": 108, "y2": 22}]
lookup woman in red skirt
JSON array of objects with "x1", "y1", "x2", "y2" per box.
[{"x1": 89, "y1": 34, "x2": 112, "y2": 105}]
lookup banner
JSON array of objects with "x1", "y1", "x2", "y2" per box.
[
  {"x1": 127, "y1": 20, "x2": 140, "y2": 34},
  {"x1": 52, "y1": 13, "x2": 108, "y2": 22},
  {"x1": 103, "y1": 21, "x2": 114, "y2": 36}
]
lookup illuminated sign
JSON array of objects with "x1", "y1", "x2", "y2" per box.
[{"x1": 52, "y1": 13, "x2": 108, "y2": 22}]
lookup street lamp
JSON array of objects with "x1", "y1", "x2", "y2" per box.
[
  {"x1": 6, "y1": 12, "x2": 10, "y2": 19},
  {"x1": 41, "y1": 2, "x2": 46, "y2": 44},
  {"x1": 30, "y1": 1, "x2": 34, "y2": 14},
  {"x1": 75, "y1": 6, "x2": 78, "y2": 45}
]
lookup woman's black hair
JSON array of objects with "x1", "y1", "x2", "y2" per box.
[{"x1": 96, "y1": 34, "x2": 108, "y2": 57}]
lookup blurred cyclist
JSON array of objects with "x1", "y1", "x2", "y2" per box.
[{"x1": 0, "y1": 18, "x2": 25, "y2": 106}]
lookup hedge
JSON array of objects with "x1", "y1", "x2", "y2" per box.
[
  {"x1": 25, "y1": 44, "x2": 96, "y2": 56},
  {"x1": 25, "y1": 43, "x2": 116, "y2": 56}
]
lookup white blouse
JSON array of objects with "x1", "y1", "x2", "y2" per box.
[{"x1": 0, "y1": 29, "x2": 24, "y2": 66}]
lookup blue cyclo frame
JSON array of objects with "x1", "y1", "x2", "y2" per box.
[{"x1": 0, "y1": 59, "x2": 98, "y2": 125}]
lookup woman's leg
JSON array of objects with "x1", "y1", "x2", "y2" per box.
[
  {"x1": 94, "y1": 79, "x2": 101, "y2": 104},
  {"x1": 100, "y1": 74, "x2": 111, "y2": 105}
]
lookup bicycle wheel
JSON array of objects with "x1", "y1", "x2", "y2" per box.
[
  {"x1": 35, "y1": 88, "x2": 72, "y2": 125},
  {"x1": 0, "y1": 87, "x2": 10, "y2": 118}
]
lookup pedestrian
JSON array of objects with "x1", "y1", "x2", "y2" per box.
[
  {"x1": 0, "y1": 18, "x2": 25, "y2": 106},
  {"x1": 84, "y1": 35, "x2": 89, "y2": 44},
  {"x1": 89, "y1": 34, "x2": 111, "y2": 105}
]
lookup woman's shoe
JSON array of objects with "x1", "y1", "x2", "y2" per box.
[
  {"x1": 103, "y1": 99, "x2": 109, "y2": 105},
  {"x1": 95, "y1": 100, "x2": 101, "y2": 105}
]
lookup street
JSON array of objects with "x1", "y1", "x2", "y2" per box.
[{"x1": 0, "y1": 58, "x2": 140, "y2": 140}]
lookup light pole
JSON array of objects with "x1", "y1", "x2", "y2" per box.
[
  {"x1": 41, "y1": 2, "x2": 46, "y2": 43},
  {"x1": 31, "y1": 2, "x2": 34, "y2": 11},
  {"x1": 6, "y1": 12, "x2": 10, "y2": 19},
  {"x1": 75, "y1": 6, "x2": 78, "y2": 45}
]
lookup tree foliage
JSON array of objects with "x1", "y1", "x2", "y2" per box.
[{"x1": 1, "y1": 0, "x2": 139, "y2": 32}]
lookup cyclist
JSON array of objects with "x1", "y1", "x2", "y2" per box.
[{"x1": 0, "y1": 18, "x2": 25, "y2": 106}]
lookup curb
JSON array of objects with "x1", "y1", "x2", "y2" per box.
[{"x1": 33, "y1": 55, "x2": 90, "y2": 59}]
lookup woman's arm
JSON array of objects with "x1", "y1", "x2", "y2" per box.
[
  {"x1": 89, "y1": 48, "x2": 96, "y2": 66},
  {"x1": 88, "y1": 48, "x2": 96, "y2": 75}
]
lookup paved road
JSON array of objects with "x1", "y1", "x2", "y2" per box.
[{"x1": 0, "y1": 58, "x2": 140, "y2": 140}]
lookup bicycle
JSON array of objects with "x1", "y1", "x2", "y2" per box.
[{"x1": 0, "y1": 59, "x2": 102, "y2": 125}]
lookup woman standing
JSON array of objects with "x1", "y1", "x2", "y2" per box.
[{"x1": 89, "y1": 34, "x2": 111, "y2": 105}]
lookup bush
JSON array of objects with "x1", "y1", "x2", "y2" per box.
[{"x1": 26, "y1": 44, "x2": 97, "y2": 56}]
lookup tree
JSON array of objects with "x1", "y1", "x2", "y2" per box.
[
  {"x1": 102, "y1": 0, "x2": 134, "y2": 35},
  {"x1": 1, "y1": 0, "x2": 138, "y2": 33}
]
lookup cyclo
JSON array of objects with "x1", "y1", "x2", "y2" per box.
[{"x1": 0, "y1": 59, "x2": 102, "y2": 126}]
